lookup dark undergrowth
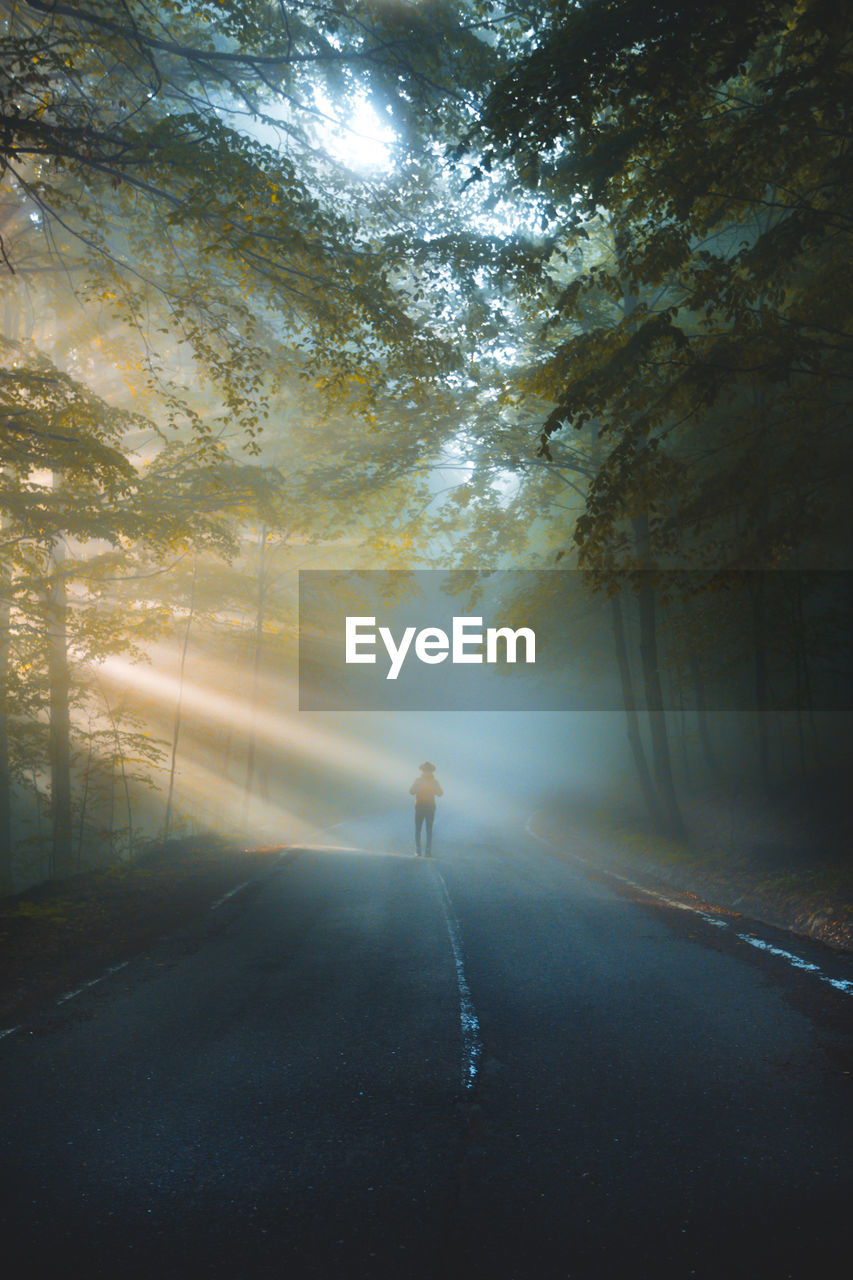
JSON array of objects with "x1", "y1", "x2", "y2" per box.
[
  {"x1": 537, "y1": 786, "x2": 853, "y2": 953},
  {"x1": 0, "y1": 836, "x2": 288, "y2": 1024}
]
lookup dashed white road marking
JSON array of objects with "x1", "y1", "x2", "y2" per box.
[
  {"x1": 1, "y1": 960, "x2": 131, "y2": 1041},
  {"x1": 525, "y1": 815, "x2": 853, "y2": 999},
  {"x1": 56, "y1": 960, "x2": 130, "y2": 1005},
  {"x1": 433, "y1": 864, "x2": 482, "y2": 1091},
  {"x1": 3, "y1": 844, "x2": 298, "y2": 1040},
  {"x1": 210, "y1": 880, "x2": 253, "y2": 910},
  {"x1": 735, "y1": 933, "x2": 853, "y2": 991},
  {"x1": 57, "y1": 978, "x2": 103, "y2": 1004},
  {"x1": 1, "y1": 844, "x2": 302, "y2": 1044}
]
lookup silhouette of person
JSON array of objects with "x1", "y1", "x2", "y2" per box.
[{"x1": 409, "y1": 761, "x2": 443, "y2": 857}]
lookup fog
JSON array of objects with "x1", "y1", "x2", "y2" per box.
[{"x1": 98, "y1": 633, "x2": 632, "y2": 852}]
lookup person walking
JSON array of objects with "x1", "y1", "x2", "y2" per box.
[{"x1": 409, "y1": 761, "x2": 443, "y2": 856}]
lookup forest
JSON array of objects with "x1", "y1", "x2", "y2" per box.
[{"x1": 0, "y1": 0, "x2": 851, "y2": 894}]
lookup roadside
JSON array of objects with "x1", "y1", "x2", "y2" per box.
[
  {"x1": 533, "y1": 794, "x2": 853, "y2": 954},
  {"x1": 4, "y1": 788, "x2": 851, "y2": 1032},
  {"x1": 0, "y1": 837, "x2": 289, "y2": 1025}
]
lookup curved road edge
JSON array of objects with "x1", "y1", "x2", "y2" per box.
[{"x1": 525, "y1": 812, "x2": 853, "y2": 997}]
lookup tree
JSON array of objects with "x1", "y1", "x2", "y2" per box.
[
  {"x1": 470, "y1": 0, "x2": 852, "y2": 564},
  {"x1": 0, "y1": 332, "x2": 294, "y2": 884},
  {"x1": 0, "y1": 0, "x2": 501, "y2": 453},
  {"x1": 438, "y1": 0, "x2": 853, "y2": 804}
]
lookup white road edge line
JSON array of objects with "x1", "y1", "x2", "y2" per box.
[
  {"x1": 2, "y1": 960, "x2": 133, "y2": 1041},
  {"x1": 210, "y1": 880, "x2": 253, "y2": 911},
  {"x1": 2, "y1": 850, "x2": 293, "y2": 1046},
  {"x1": 55, "y1": 960, "x2": 131, "y2": 1007},
  {"x1": 57, "y1": 978, "x2": 102, "y2": 1004},
  {"x1": 525, "y1": 815, "x2": 853, "y2": 998},
  {"x1": 433, "y1": 865, "x2": 482, "y2": 1091}
]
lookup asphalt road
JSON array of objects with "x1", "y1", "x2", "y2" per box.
[{"x1": 1, "y1": 809, "x2": 852, "y2": 1279}]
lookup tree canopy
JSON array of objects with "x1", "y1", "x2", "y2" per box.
[
  {"x1": 461, "y1": 0, "x2": 852, "y2": 575},
  {"x1": 1, "y1": 0, "x2": 851, "y2": 881}
]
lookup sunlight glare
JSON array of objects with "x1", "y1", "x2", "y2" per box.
[
  {"x1": 312, "y1": 89, "x2": 396, "y2": 172},
  {"x1": 97, "y1": 652, "x2": 525, "y2": 831}
]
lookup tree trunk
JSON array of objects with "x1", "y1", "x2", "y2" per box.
[
  {"x1": 793, "y1": 618, "x2": 807, "y2": 778},
  {"x1": 611, "y1": 592, "x2": 664, "y2": 830},
  {"x1": 45, "y1": 591, "x2": 72, "y2": 880},
  {"x1": 46, "y1": 547, "x2": 74, "y2": 878},
  {"x1": 794, "y1": 568, "x2": 823, "y2": 771},
  {"x1": 748, "y1": 572, "x2": 771, "y2": 793},
  {"x1": 99, "y1": 680, "x2": 133, "y2": 859},
  {"x1": 0, "y1": 579, "x2": 12, "y2": 896},
  {"x1": 30, "y1": 767, "x2": 46, "y2": 877},
  {"x1": 678, "y1": 692, "x2": 691, "y2": 789},
  {"x1": 77, "y1": 723, "x2": 94, "y2": 867},
  {"x1": 243, "y1": 529, "x2": 267, "y2": 829},
  {"x1": 636, "y1": 585, "x2": 686, "y2": 836},
  {"x1": 164, "y1": 561, "x2": 197, "y2": 839},
  {"x1": 106, "y1": 756, "x2": 115, "y2": 862},
  {"x1": 632, "y1": 515, "x2": 685, "y2": 837},
  {"x1": 613, "y1": 237, "x2": 684, "y2": 836},
  {"x1": 688, "y1": 646, "x2": 720, "y2": 783}
]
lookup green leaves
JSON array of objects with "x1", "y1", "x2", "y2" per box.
[
  {"x1": 459, "y1": 0, "x2": 852, "y2": 581},
  {"x1": 1, "y1": 0, "x2": 487, "y2": 447}
]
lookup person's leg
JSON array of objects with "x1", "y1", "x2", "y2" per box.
[
  {"x1": 424, "y1": 808, "x2": 434, "y2": 855},
  {"x1": 414, "y1": 809, "x2": 423, "y2": 855}
]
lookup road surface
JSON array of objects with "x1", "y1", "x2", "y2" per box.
[{"x1": 1, "y1": 809, "x2": 851, "y2": 1278}]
